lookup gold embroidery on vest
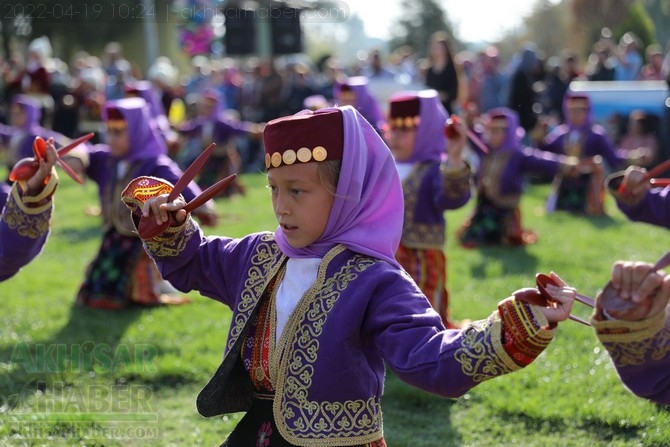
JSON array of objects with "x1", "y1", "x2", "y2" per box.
[
  {"x1": 227, "y1": 234, "x2": 285, "y2": 356},
  {"x1": 480, "y1": 151, "x2": 520, "y2": 209},
  {"x1": 273, "y1": 247, "x2": 383, "y2": 445}
]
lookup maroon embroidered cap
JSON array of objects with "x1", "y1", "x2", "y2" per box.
[
  {"x1": 388, "y1": 95, "x2": 421, "y2": 129},
  {"x1": 263, "y1": 109, "x2": 344, "y2": 170}
]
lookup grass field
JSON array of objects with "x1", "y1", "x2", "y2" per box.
[{"x1": 0, "y1": 171, "x2": 668, "y2": 446}]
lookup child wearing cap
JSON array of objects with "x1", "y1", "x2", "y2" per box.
[
  {"x1": 1, "y1": 141, "x2": 59, "y2": 281},
  {"x1": 61, "y1": 97, "x2": 218, "y2": 309},
  {"x1": 127, "y1": 105, "x2": 577, "y2": 446},
  {"x1": 384, "y1": 89, "x2": 472, "y2": 328},
  {"x1": 334, "y1": 76, "x2": 386, "y2": 133},
  {"x1": 457, "y1": 107, "x2": 572, "y2": 248},
  {"x1": 176, "y1": 90, "x2": 263, "y2": 196},
  {"x1": 540, "y1": 93, "x2": 627, "y2": 215},
  {"x1": 0, "y1": 94, "x2": 68, "y2": 177}
]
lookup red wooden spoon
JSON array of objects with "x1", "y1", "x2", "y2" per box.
[
  {"x1": 9, "y1": 133, "x2": 94, "y2": 184},
  {"x1": 535, "y1": 273, "x2": 592, "y2": 326},
  {"x1": 616, "y1": 159, "x2": 670, "y2": 195},
  {"x1": 137, "y1": 143, "x2": 237, "y2": 240}
]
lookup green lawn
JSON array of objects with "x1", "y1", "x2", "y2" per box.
[{"x1": 1, "y1": 172, "x2": 668, "y2": 446}]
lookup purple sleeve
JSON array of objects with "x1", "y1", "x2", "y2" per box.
[
  {"x1": 364, "y1": 265, "x2": 554, "y2": 398},
  {"x1": 594, "y1": 311, "x2": 670, "y2": 405},
  {"x1": 519, "y1": 147, "x2": 563, "y2": 177},
  {"x1": 617, "y1": 187, "x2": 670, "y2": 229},
  {"x1": 144, "y1": 221, "x2": 267, "y2": 308},
  {"x1": 429, "y1": 163, "x2": 472, "y2": 211},
  {"x1": 0, "y1": 182, "x2": 54, "y2": 282}
]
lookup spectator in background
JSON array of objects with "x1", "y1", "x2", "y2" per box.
[
  {"x1": 586, "y1": 41, "x2": 616, "y2": 81},
  {"x1": 613, "y1": 32, "x2": 643, "y2": 81},
  {"x1": 6, "y1": 36, "x2": 55, "y2": 127},
  {"x1": 616, "y1": 110, "x2": 659, "y2": 168},
  {"x1": 478, "y1": 46, "x2": 508, "y2": 113},
  {"x1": 508, "y1": 43, "x2": 543, "y2": 137},
  {"x1": 147, "y1": 56, "x2": 180, "y2": 120},
  {"x1": 362, "y1": 48, "x2": 395, "y2": 80},
  {"x1": 544, "y1": 50, "x2": 583, "y2": 123},
  {"x1": 424, "y1": 31, "x2": 460, "y2": 115},
  {"x1": 639, "y1": 44, "x2": 665, "y2": 81}
]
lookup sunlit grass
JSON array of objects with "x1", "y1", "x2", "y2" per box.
[{"x1": 1, "y1": 171, "x2": 668, "y2": 446}]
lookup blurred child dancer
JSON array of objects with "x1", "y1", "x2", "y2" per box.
[
  {"x1": 458, "y1": 108, "x2": 571, "y2": 248},
  {"x1": 0, "y1": 94, "x2": 66, "y2": 177},
  {"x1": 540, "y1": 93, "x2": 626, "y2": 215},
  {"x1": 0, "y1": 141, "x2": 59, "y2": 281},
  {"x1": 63, "y1": 97, "x2": 217, "y2": 309},
  {"x1": 334, "y1": 76, "x2": 386, "y2": 133},
  {"x1": 125, "y1": 105, "x2": 576, "y2": 446},
  {"x1": 385, "y1": 89, "x2": 472, "y2": 328},
  {"x1": 177, "y1": 90, "x2": 262, "y2": 196}
]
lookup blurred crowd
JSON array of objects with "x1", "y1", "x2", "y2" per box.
[{"x1": 2, "y1": 26, "x2": 670, "y2": 178}]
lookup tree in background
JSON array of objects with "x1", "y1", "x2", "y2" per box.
[{"x1": 389, "y1": 0, "x2": 455, "y2": 58}]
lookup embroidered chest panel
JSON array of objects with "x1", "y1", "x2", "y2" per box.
[{"x1": 273, "y1": 251, "x2": 383, "y2": 444}]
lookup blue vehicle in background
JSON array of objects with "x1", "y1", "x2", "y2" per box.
[{"x1": 569, "y1": 80, "x2": 670, "y2": 161}]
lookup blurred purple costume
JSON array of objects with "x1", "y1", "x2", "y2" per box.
[
  {"x1": 71, "y1": 97, "x2": 205, "y2": 309},
  {"x1": 0, "y1": 174, "x2": 57, "y2": 281},
  {"x1": 128, "y1": 106, "x2": 561, "y2": 445},
  {"x1": 389, "y1": 90, "x2": 472, "y2": 327},
  {"x1": 458, "y1": 108, "x2": 567, "y2": 247},
  {"x1": 608, "y1": 180, "x2": 670, "y2": 229},
  {"x1": 592, "y1": 308, "x2": 670, "y2": 405},
  {"x1": 334, "y1": 76, "x2": 385, "y2": 132},
  {"x1": 0, "y1": 95, "x2": 65, "y2": 173},
  {"x1": 541, "y1": 93, "x2": 625, "y2": 215},
  {"x1": 596, "y1": 176, "x2": 670, "y2": 404}
]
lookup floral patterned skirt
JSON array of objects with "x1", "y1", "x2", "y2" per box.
[
  {"x1": 76, "y1": 229, "x2": 188, "y2": 309},
  {"x1": 458, "y1": 199, "x2": 537, "y2": 248}
]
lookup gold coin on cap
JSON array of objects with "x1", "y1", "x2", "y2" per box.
[
  {"x1": 271, "y1": 152, "x2": 282, "y2": 167},
  {"x1": 312, "y1": 146, "x2": 327, "y2": 162},
  {"x1": 265, "y1": 153, "x2": 271, "y2": 169},
  {"x1": 283, "y1": 149, "x2": 297, "y2": 165},
  {"x1": 297, "y1": 147, "x2": 312, "y2": 163},
  {"x1": 404, "y1": 117, "x2": 414, "y2": 128}
]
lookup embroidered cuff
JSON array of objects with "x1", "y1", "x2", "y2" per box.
[
  {"x1": 498, "y1": 297, "x2": 556, "y2": 367},
  {"x1": 591, "y1": 306, "x2": 668, "y2": 343},
  {"x1": 593, "y1": 309, "x2": 670, "y2": 368},
  {"x1": 440, "y1": 162, "x2": 472, "y2": 198},
  {"x1": 14, "y1": 171, "x2": 58, "y2": 213},
  {"x1": 144, "y1": 217, "x2": 198, "y2": 257}
]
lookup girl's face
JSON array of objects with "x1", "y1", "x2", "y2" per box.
[
  {"x1": 566, "y1": 105, "x2": 588, "y2": 127},
  {"x1": 10, "y1": 104, "x2": 26, "y2": 128},
  {"x1": 484, "y1": 118, "x2": 508, "y2": 149},
  {"x1": 106, "y1": 122, "x2": 130, "y2": 157},
  {"x1": 385, "y1": 127, "x2": 416, "y2": 162},
  {"x1": 268, "y1": 162, "x2": 334, "y2": 249}
]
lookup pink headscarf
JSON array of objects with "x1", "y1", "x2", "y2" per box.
[{"x1": 273, "y1": 106, "x2": 403, "y2": 266}]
